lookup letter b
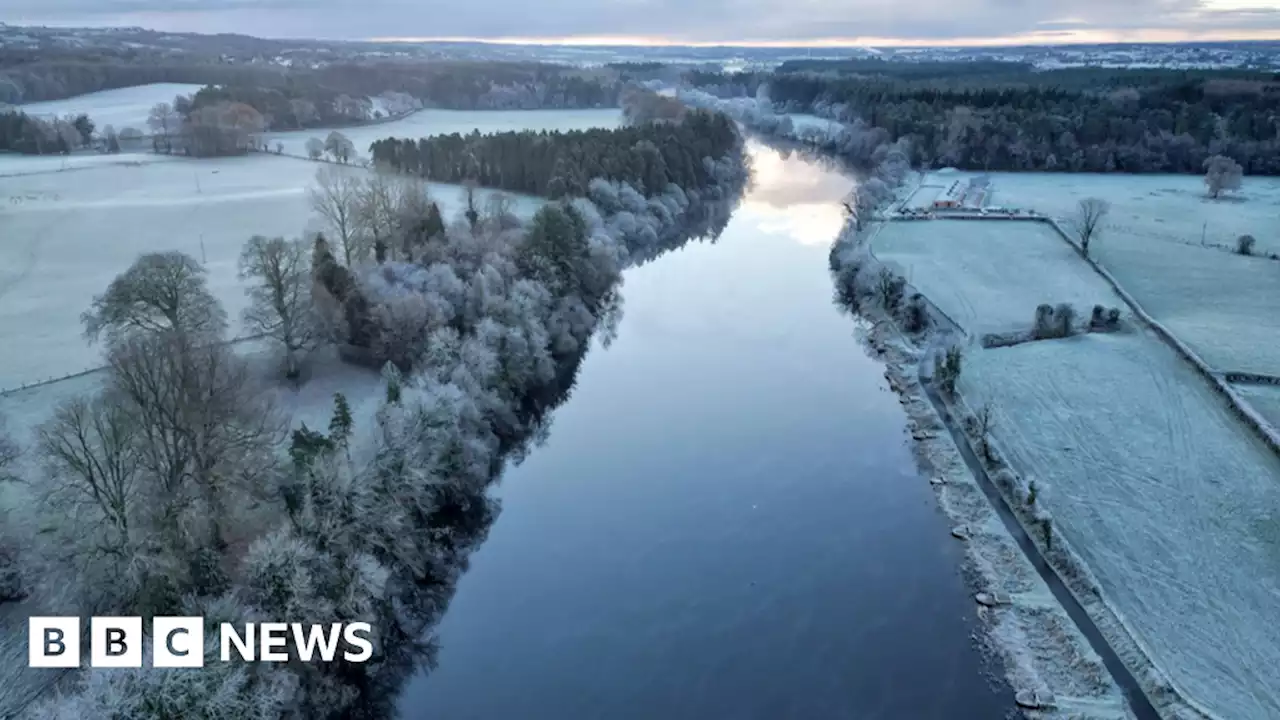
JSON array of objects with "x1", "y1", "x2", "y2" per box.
[
  {"x1": 91, "y1": 617, "x2": 141, "y2": 667},
  {"x1": 29, "y1": 617, "x2": 80, "y2": 668}
]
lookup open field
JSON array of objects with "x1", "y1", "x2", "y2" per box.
[
  {"x1": 960, "y1": 329, "x2": 1280, "y2": 720},
  {"x1": 18, "y1": 83, "x2": 207, "y2": 132},
  {"x1": 265, "y1": 108, "x2": 623, "y2": 160},
  {"x1": 1094, "y1": 233, "x2": 1280, "y2": 374},
  {"x1": 0, "y1": 153, "x2": 543, "y2": 388},
  {"x1": 1233, "y1": 383, "x2": 1280, "y2": 432},
  {"x1": 921, "y1": 170, "x2": 1280, "y2": 256},
  {"x1": 871, "y1": 219, "x2": 1126, "y2": 335}
]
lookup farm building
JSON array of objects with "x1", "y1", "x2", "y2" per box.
[{"x1": 933, "y1": 180, "x2": 967, "y2": 208}]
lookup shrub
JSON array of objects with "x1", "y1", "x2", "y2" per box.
[
  {"x1": 1033, "y1": 303, "x2": 1056, "y2": 339},
  {"x1": 1106, "y1": 307, "x2": 1121, "y2": 329},
  {"x1": 1090, "y1": 304, "x2": 1105, "y2": 330},
  {"x1": 1237, "y1": 234, "x2": 1256, "y2": 256},
  {"x1": 902, "y1": 293, "x2": 929, "y2": 333},
  {"x1": 1026, "y1": 479, "x2": 1039, "y2": 506},
  {"x1": 1054, "y1": 303, "x2": 1076, "y2": 337}
]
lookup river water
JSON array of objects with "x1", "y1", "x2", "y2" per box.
[{"x1": 396, "y1": 141, "x2": 1012, "y2": 719}]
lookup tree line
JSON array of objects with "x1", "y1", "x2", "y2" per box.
[
  {"x1": 687, "y1": 65, "x2": 1280, "y2": 175},
  {"x1": 368, "y1": 106, "x2": 739, "y2": 200}
]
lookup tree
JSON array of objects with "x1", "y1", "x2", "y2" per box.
[
  {"x1": 309, "y1": 166, "x2": 363, "y2": 265},
  {"x1": 1071, "y1": 197, "x2": 1110, "y2": 258},
  {"x1": 71, "y1": 114, "x2": 94, "y2": 147},
  {"x1": 356, "y1": 167, "x2": 401, "y2": 261},
  {"x1": 1204, "y1": 155, "x2": 1243, "y2": 199},
  {"x1": 325, "y1": 131, "x2": 355, "y2": 164},
  {"x1": 103, "y1": 124, "x2": 121, "y2": 154},
  {"x1": 238, "y1": 236, "x2": 319, "y2": 378},
  {"x1": 82, "y1": 252, "x2": 227, "y2": 344},
  {"x1": 147, "y1": 102, "x2": 180, "y2": 154},
  {"x1": 305, "y1": 137, "x2": 325, "y2": 160}
]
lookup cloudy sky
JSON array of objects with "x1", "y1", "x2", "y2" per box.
[{"x1": 4, "y1": 0, "x2": 1280, "y2": 45}]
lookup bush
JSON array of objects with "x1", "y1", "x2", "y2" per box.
[
  {"x1": 1090, "y1": 304, "x2": 1105, "y2": 330},
  {"x1": 1237, "y1": 234, "x2": 1256, "y2": 256},
  {"x1": 1106, "y1": 307, "x2": 1121, "y2": 329},
  {"x1": 1033, "y1": 303, "x2": 1056, "y2": 339},
  {"x1": 1054, "y1": 302, "x2": 1076, "y2": 337},
  {"x1": 902, "y1": 293, "x2": 929, "y2": 333}
]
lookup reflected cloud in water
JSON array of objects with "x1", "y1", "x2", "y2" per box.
[{"x1": 740, "y1": 140, "x2": 856, "y2": 246}]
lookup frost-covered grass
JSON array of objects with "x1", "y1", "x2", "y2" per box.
[
  {"x1": 18, "y1": 84, "x2": 207, "y2": 132},
  {"x1": 960, "y1": 329, "x2": 1280, "y2": 720},
  {"x1": 1233, "y1": 383, "x2": 1280, "y2": 432},
  {"x1": 1095, "y1": 236, "x2": 1280, "y2": 375},
  {"x1": 0, "y1": 152, "x2": 183, "y2": 178},
  {"x1": 265, "y1": 108, "x2": 623, "y2": 160},
  {"x1": 921, "y1": 170, "x2": 1280, "y2": 256},
  {"x1": 871, "y1": 219, "x2": 1125, "y2": 334},
  {"x1": 786, "y1": 112, "x2": 841, "y2": 133},
  {"x1": 0, "y1": 155, "x2": 543, "y2": 388}
]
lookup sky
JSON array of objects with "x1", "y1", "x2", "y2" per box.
[{"x1": 4, "y1": 0, "x2": 1280, "y2": 46}]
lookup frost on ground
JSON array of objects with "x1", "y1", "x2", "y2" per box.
[
  {"x1": 866, "y1": 320, "x2": 1131, "y2": 719},
  {"x1": 18, "y1": 83, "x2": 208, "y2": 133},
  {"x1": 1232, "y1": 383, "x2": 1280, "y2": 432},
  {"x1": 0, "y1": 154, "x2": 543, "y2": 388},
  {"x1": 960, "y1": 329, "x2": 1280, "y2": 720},
  {"x1": 870, "y1": 220, "x2": 1125, "y2": 335},
  {"x1": 1095, "y1": 236, "x2": 1280, "y2": 375},
  {"x1": 265, "y1": 108, "x2": 622, "y2": 159},
  {"x1": 0, "y1": 151, "x2": 184, "y2": 178},
  {"x1": 920, "y1": 171, "x2": 1280, "y2": 256}
]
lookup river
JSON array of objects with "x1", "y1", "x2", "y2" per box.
[{"x1": 395, "y1": 140, "x2": 1012, "y2": 719}]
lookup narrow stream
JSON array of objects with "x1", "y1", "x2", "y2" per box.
[{"x1": 396, "y1": 141, "x2": 1013, "y2": 719}]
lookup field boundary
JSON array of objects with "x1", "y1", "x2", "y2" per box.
[
  {"x1": 860, "y1": 216, "x2": 1226, "y2": 720},
  {"x1": 1041, "y1": 218, "x2": 1280, "y2": 458}
]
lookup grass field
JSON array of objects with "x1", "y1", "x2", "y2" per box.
[
  {"x1": 960, "y1": 329, "x2": 1280, "y2": 720},
  {"x1": 0, "y1": 153, "x2": 542, "y2": 388},
  {"x1": 265, "y1": 108, "x2": 623, "y2": 160},
  {"x1": 1095, "y1": 233, "x2": 1280, "y2": 375},
  {"x1": 18, "y1": 83, "x2": 207, "y2": 133},
  {"x1": 920, "y1": 171, "x2": 1280, "y2": 257},
  {"x1": 871, "y1": 219, "x2": 1126, "y2": 335}
]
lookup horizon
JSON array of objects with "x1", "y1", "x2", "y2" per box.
[{"x1": 4, "y1": 0, "x2": 1280, "y2": 49}]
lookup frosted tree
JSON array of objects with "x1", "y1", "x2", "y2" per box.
[
  {"x1": 239, "y1": 235, "x2": 319, "y2": 379},
  {"x1": 81, "y1": 251, "x2": 227, "y2": 344},
  {"x1": 146, "y1": 102, "x2": 180, "y2": 153},
  {"x1": 325, "y1": 131, "x2": 355, "y2": 164},
  {"x1": 356, "y1": 166, "x2": 402, "y2": 262},
  {"x1": 305, "y1": 136, "x2": 325, "y2": 160},
  {"x1": 1203, "y1": 155, "x2": 1243, "y2": 199},
  {"x1": 309, "y1": 165, "x2": 364, "y2": 265},
  {"x1": 1071, "y1": 197, "x2": 1110, "y2": 258}
]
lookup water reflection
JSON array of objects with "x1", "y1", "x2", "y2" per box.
[{"x1": 393, "y1": 142, "x2": 1011, "y2": 719}]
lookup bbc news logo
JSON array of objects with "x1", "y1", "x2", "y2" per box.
[{"x1": 29, "y1": 617, "x2": 373, "y2": 668}]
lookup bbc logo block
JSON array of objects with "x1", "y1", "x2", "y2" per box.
[{"x1": 29, "y1": 616, "x2": 205, "y2": 668}]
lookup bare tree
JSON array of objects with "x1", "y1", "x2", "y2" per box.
[
  {"x1": 1203, "y1": 155, "x2": 1244, "y2": 199},
  {"x1": 358, "y1": 166, "x2": 402, "y2": 261},
  {"x1": 82, "y1": 251, "x2": 227, "y2": 344},
  {"x1": 309, "y1": 165, "x2": 364, "y2": 265},
  {"x1": 482, "y1": 192, "x2": 521, "y2": 233},
  {"x1": 305, "y1": 137, "x2": 324, "y2": 160},
  {"x1": 0, "y1": 415, "x2": 18, "y2": 484},
  {"x1": 106, "y1": 334, "x2": 285, "y2": 551},
  {"x1": 146, "y1": 102, "x2": 180, "y2": 153},
  {"x1": 239, "y1": 236, "x2": 319, "y2": 378},
  {"x1": 1072, "y1": 197, "x2": 1110, "y2": 258}
]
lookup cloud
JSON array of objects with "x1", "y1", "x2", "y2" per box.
[{"x1": 5, "y1": 0, "x2": 1280, "y2": 43}]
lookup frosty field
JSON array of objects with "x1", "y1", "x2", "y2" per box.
[
  {"x1": 0, "y1": 153, "x2": 542, "y2": 388},
  {"x1": 1094, "y1": 234, "x2": 1280, "y2": 374},
  {"x1": 1233, "y1": 383, "x2": 1280, "y2": 432},
  {"x1": 960, "y1": 329, "x2": 1280, "y2": 720},
  {"x1": 871, "y1": 219, "x2": 1125, "y2": 334},
  {"x1": 922, "y1": 170, "x2": 1280, "y2": 256},
  {"x1": 18, "y1": 83, "x2": 207, "y2": 132},
  {"x1": 266, "y1": 108, "x2": 623, "y2": 160}
]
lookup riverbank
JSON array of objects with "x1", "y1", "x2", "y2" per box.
[{"x1": 834, "y1": 195, "x2": 1280, "y2": 719}]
